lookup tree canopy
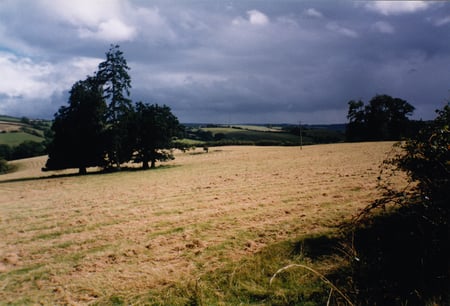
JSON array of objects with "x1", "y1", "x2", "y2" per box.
[
  {"x1": 132, "y1": 103, "x2": 184, "y2": 169},
  {"x1": 44, "y1": 76, "x2": 107, "y2": 174},
  {"x1": 346, "y1": 94, "x2": 415, "y2": 141},
  {"x1": 44, "y1": 45, "x2": 183, "y2": 174},
  {"x1": 97, "y1": 44, "x2": 133, "y2": 168},
  {"x1": 348, "y1": 103, "x2": 449, "y2": 304}
]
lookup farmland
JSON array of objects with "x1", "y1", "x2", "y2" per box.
[
  {"x1": 0, "y1": 142, "x2": 397, "y2": 304},
  {"x1": 0, "y1": 132, "x2": 43, "y2": 147},
  {"x1": 0, "y1": 117, "x2": 47, "y2": 147}
]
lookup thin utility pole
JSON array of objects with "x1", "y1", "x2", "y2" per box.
[{"x1": 299, "y1": 121, "x2": 303, "y2": 150}]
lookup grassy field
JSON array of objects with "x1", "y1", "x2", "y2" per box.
[
  {"x1": 0, "y1": 142, "x2": 397, "y2": 304},
  {"x1": 0, "y1": 116, "x2": 21, "y2": 123},
  {"x1": 0, "y1": 132, "x2": 44, "y2": 147},
  {"x1": 0, "y1": 117, "x2": 46, "y2": 147}
]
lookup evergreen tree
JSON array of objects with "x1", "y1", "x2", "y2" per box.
[
  {"x1": 96, "y1": 44, "x2": 133, "y2": 168},
  {"x1": 44, "y1": 76, "x2": 107, "y2": 174}
]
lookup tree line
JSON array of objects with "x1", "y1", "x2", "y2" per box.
[
  {"x1": 43, "y1": 45, "x2": 185, "y2": 174},
  {"x1": 345, "y1": 94, "x2": 420, "y2": 142},
  {"x1": 0, "y1": 45, "x2": 437, "y2": 175}
]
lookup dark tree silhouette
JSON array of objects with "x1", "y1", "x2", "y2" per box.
[
  {"x1": 43, "y1": 45, "x2": 185, "y2": 173},
  {"x1": 96, "y1": 44, "x2": 133, "y2": 168},
  {"x1": 132, "y1": 103, "x2": 183, "y2": 169},
  {"x1": 345, "y1": 100, "x2": 365, "y2": 141},
  {"x1": 44, "y1": 77, "x2": 107, "y2": 174},
  {"x1": 346, "y1": 95, "x2": 415, "y2": 141}
]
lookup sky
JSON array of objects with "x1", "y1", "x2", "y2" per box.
[{"x1": 0, "y1": 1, "x2": 449, "y2": 124}]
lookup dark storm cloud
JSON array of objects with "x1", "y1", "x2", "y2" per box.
[{"x1": 0, "y1": 1, "x2": 449, "y2": 123}]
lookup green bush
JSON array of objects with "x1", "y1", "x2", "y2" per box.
[
  {"x1": 11, "y1": 140, "x2": 46, "y2": 160},
  {"x1": 0, "y1": 158, "x2": 10, "y2": 174},
  {"x1": 347, "y1": 103, "x2": 450, "y2": 305}
]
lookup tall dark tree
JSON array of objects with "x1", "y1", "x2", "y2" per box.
[
  {"x1": 44, "y1": 76, "x2": 107, "y2": 174},
  {"x1": 346, "y1": 99, "x2": 365, "y2": 141},
  {"x1": 96, "y1": 44, "x2": 133, "y2": 168},
  {"x1": 346, "y1": 94, "x2": 415, "y2": 141},
  {"x1": 132, "y1": 103, "x2": 183, "y2": 169}
]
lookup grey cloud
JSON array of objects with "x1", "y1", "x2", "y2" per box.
[{"x1": 0, "y1": 1, "x2": 449, "y2": 123}]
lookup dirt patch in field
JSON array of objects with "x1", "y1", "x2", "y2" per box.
[{"x1": 0, "y1": 143, "x2": 400, "y2": 304}]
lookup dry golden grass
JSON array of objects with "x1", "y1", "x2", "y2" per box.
[
  {"x1": 0, "y1": 142, "x2": 395, "y2": 304},
  {"x1": 0, "y1": 121, "x2": 23, "y2": 132}
]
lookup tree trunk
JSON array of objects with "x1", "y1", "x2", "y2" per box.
[
  {"x1": 143, "y1": 160, "x2": 149, "y2": 170},
  {"x1": 79, "y1": 167, "x2": 87, "y2": 175},
  {"x1": 150, "y1": 159, "x2": 156, "y2": 169}
]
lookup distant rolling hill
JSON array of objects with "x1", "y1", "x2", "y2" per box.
[{"x1": 0, "y1": 116, "x2": 49, "y2": 146}]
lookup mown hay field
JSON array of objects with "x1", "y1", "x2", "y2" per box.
[{"x1": 0, "y1": 142, "x2": 395, "y2": 304}]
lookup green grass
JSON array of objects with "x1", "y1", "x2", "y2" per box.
[
  {"x1": 0, "y1": 115, "x2": 21, "y2": 122},
  {"x1": 147, "y1": 226, "x2": 185, "y2": 238},
  {"x1": 137, "y1": 233, "x2": 346, "y2": 305},
  {"x1": 175, "y1": 138, "x2": 205, "y2": 146},
  {"x1": 0, "y1": 132, "x2": 44, "y2": 146}
]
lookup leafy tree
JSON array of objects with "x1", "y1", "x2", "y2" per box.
[
  {"x1": 347, "y1": 103, "x2": 449, "y2": 304},
  {"x1": 0, "y1": 144, "x2": 11, "y2": 160},
  {"x1": 346, "y1": 95, "x2": 415, "y2": 141},
  {"x1": 346, "y1": 100, "x2": 365, "y2": 141},
  {"x1": 44, "y1": 76, "x2": 107, "y2": 174},
  {"x1": 132, "y1": 102, "x2": 184, "y2": 169},
  {"x1": 11, "y1": 140, "x2": 45, "y2": 160},
  {"x1": 96, "y1": 44, "x2": 133, "y2": 168},
  {"x1": 0, "y1": 158, "x2": 9, "y2": 174},
  {"x1": 394, "y1": 103, "x2": 449, "y2": 222}
]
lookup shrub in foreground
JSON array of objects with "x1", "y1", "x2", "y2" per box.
[{"x1": 345, "y1": 103, "x2": 449, "y2": 305}]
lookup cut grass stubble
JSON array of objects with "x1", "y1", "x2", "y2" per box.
[{"x1": 0, "y1": 143, "x2": 396, "y2": 304}]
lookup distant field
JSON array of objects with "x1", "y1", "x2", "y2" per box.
[
  {"x1": 0, "y1": 116, "x2": 21, "y2": 123},
  {"x1": 0, "y1": 132, "x2": 44, "y2": 146},
  {"x1": 202, "y1": 127, "x2": 300, "y2": 143},
  {"x1": 231, "y1": 125, "x2": 283, "y2": 132},
  {"x1": 0, "y1": 121, "x2": 23, "y2": 132},
  {"x1": 0, "y1": 116, "x2": 47, "y2": 147},
  {"x1": 0, "y1": 143, "x2": 397, "y2": 304}
]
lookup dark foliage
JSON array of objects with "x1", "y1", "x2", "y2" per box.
[
  {"x1": 0, "y1": 158, "x2": 9, "y2": 174},
  {"x1": 346, "y1": 94, "x2": 415, "y2": 141},
  {"x1": 348, "y1": 212, "x2": 448, "y2": 305},
  {"x1": 44, "y1": 77, "x2": 107, "y2": 174},
  {"x1": 284, "y1": 125, "x2": 345, "y2": 144},
  {"x1": 0, "y1": 142, "x2": 46, "y2": 161},
  {"x1": 132, "y1": 102, "x2": 185, "y2": 169},
  {"x1": 344, "y1": 103, "x2": 450, "y2": 305},
  {"x1": 96, "y1": 44, "x2": 132, "y2": 122},
  {"x1": 96, "y1": 44, "x2": 133, "y2": 168},
  {"x1": 0, "y1": 144, "x2": 11, "y2": 160},
  {"x1": 10, "y1": 140, "x2": 45, "y2": 160},
  {"x1": 43, "y1": 45, "x2": 184, "y2": 173}
]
